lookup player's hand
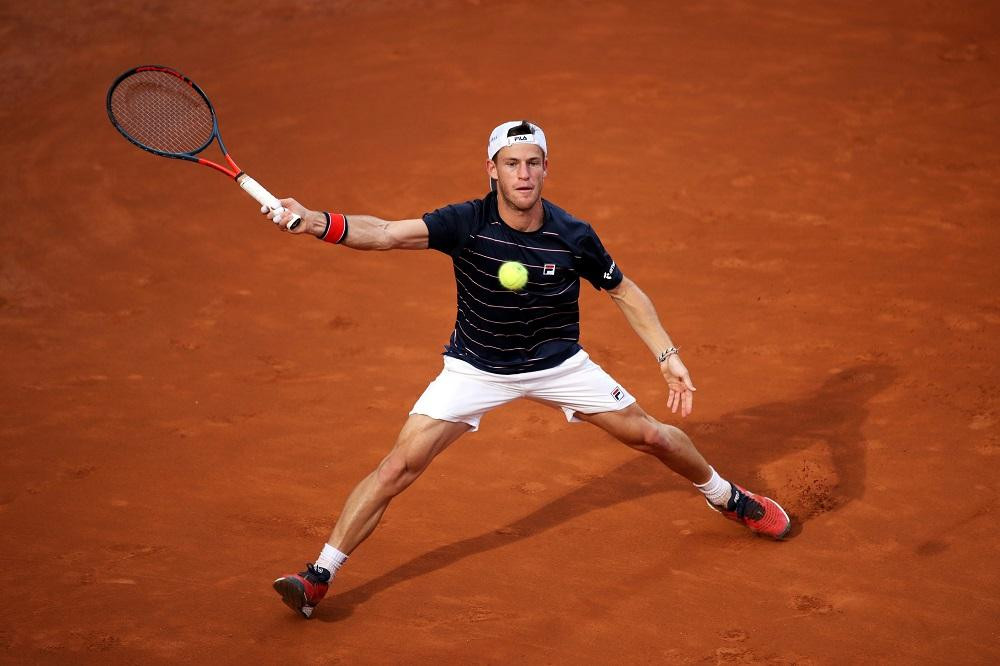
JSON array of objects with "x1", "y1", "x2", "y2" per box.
[
  {"x1": 660, "y1": 355, "x2": 696, "y2": 417},
  {"x1": 260, "y1": 197, "x2": 310, "y2": 234}
]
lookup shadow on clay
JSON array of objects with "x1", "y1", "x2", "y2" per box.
[{"x1": 319, "y1": 362, "x2": 896, "y2": 622}]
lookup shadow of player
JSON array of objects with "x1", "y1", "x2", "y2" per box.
[
  {"x1": 691, "y1": 362, "x2": 898, "y2": 529},
  {"x1": 319, "y1": 362, "x2": 896, "y2": 622}
]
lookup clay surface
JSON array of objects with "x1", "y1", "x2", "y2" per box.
[{"x1": 1, "y1": 1, "x2": 997, "y2": 663}]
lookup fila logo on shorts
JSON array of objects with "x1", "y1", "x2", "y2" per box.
[
  {"x1": 543, "y1": 263, "x2": 556, "y2": 276},
  {"x1": 611, "y1": 386, "x2": 623, "y2": 401}
]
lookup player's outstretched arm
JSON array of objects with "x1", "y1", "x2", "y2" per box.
[
  {"x1": 607, "y1": 276, "x2": 697, "y2": 417},
  {"x1": 262, "y1": 198, "x2": 429, "y2": 250}
]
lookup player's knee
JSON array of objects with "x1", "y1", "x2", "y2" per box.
[
  {"x1": 638, "y1": 419, "x2": 684, "y2": 457},
  {"x1": 658, "y1": 424, "x2": 687, "y2": 456},
  {"x1": 624, "y1": 417, "x2": 663, "y2": 454},
  {"x1": 375, "y1": 454, "x2": 418, "y2": 495},
  {"x1": 643, "y1": 422, "x2": 670, "y2": 452}
]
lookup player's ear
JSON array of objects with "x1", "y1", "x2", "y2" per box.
[
  {"x1": 542, "y1": 157, "x2": 548, "y2": 177},
  {"x1": 486, "y1": 158, "x2": 498, "y2": 180}
]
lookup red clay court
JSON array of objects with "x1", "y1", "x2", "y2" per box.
[{"x1": 1, "y1": 1, "x2": 997, "y2": 663}]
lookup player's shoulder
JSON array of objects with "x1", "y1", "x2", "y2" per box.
[
  {"x1": 427, "y1": 196, "x2": 485, "y2": 219},
  {"x1": 542, "y1": 199, "x2": 600, "y2": 238}
]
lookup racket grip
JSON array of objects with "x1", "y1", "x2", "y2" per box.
[{"x1": 237, "y1": 174, "x2": 301, "y2": 230}]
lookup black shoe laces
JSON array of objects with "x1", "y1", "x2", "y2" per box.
[
  {"x1": 731, "y1": 489, "x2": 766, "y2": 521},
  {"x1": 301, "y1": 563, "x2": 331, "y2": 583}
]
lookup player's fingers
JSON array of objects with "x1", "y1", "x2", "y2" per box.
[
  {"x1": 261, "y1": 205, "x2": 268, "y2": 215},
  {"x1": 682, "y1": 391, "x2": 693, "y2": 417},
  {"x1": 683, "y1": 375, "x2": 697, "y2": 391}
]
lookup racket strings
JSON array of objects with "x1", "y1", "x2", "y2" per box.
[{"x1": 109, "y1": 70, "x2": 215, "y2": 155}]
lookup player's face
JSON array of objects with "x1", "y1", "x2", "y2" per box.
[{"x1": 487, "y1": 144, "x2": 547, "y2": 212}]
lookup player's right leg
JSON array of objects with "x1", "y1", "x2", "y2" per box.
[
  {"x1": 328, "y1": 415, "x2": 471, "y2": 554},
  {"x1": 273, "y1": 415, "x2": 470, "y2": 618},
  {"x1": 274, "y1": 355, "x2": 519, "y2": 618}
]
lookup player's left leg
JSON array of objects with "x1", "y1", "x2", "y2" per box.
[
  {"x1": 574, "y1": 403, "x2": 710, "y2": 482},
  {"x1": 523, "y1": 352, "x2": 789, "y2": 539},
  {"x1": 576, "y1": 404, "x2": 790, "y2": 539}
]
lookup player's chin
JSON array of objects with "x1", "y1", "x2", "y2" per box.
[{"x1": 512, "y1": 189, "x2": 539, "y2": 208}]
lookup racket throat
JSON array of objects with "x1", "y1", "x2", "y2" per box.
[{"x1": 225, "y1": 153, "x2": 239, "y2": 174}]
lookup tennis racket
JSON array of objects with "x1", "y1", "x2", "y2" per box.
[{"x1": 106, "y1": 65, "x2": 300, "y2": 230}]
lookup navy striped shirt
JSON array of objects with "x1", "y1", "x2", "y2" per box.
[{"x1": 423, "y1": 191, "x2": 623, "y2": 374}]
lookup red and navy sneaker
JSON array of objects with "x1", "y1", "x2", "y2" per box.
[
  {"x1": 273, "y1": 563, "x2": 331, "y2": 618},
  {"x1": 707, "y1": 483, "x2": 791, "y2": 540}
]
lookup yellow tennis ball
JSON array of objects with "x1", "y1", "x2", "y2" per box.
[{"x1": 498, "y1": 261, "x2": 528, "y2": 291}]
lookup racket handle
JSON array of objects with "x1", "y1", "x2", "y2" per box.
[{"x1": 237, "y1": 174, "x2": 301, "y2": 230}]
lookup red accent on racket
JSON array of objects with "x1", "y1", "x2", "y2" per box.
[{"x1": 106, "y1": 65, "x2": 300, "y2": 230}]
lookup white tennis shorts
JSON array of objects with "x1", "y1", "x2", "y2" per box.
[{"x1": 410, "y1": 350, "x2": 636, "y2": 431}]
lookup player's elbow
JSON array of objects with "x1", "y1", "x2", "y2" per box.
[
  {"x1": 381, "y1": 219, "x2": 430, "y2": 251},
  {"x1": 373, "y1": 234, "x2": 396, "y2": 251},
  {"x1": 369, "y1": 223, "x2": 400, "y2": 251}
]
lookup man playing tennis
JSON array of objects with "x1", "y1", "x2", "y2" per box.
[{"x1": 265, "y1": 121, "x2": 791, "y2": 619}]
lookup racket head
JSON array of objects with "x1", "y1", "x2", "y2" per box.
[{"x1": 106, "y1": 65, "x2": 220, "y2": 161}]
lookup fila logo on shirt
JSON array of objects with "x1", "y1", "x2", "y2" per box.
[
  {"x1": 543, "y1": 263, "x2": 556, "y2": 276},
  {"x1": 603, "y1": 260, "x2": 616, "y2": 280},
  {"x1": 611, "y1": 386, "x2": 623, "y2": 401}
]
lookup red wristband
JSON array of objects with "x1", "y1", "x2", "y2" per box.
[{"x1": 320, "y1": 212, "x2": 348, "y2": 244}]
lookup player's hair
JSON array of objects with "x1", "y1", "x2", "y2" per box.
[
  {"x1": 491, "y1": 120, "x2": 541, "y2": 192},
  {"x1": 506, "y1": 120, "x2": 536, "y2": 139}
]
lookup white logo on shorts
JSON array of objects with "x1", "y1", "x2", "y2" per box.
[{"x1": 603, "y1": 261, "x2": 617, "y2": 280}]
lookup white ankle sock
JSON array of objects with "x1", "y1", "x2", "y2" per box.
[
  {"x1": 316, "y1": 543, "x2": 349, "y2": 577},
  {"x1": 695, "y1": 467, "x2": 732, "y2": 507}
]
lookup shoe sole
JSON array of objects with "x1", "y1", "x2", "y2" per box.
[
  {"x1": 273, "y1": 577, "x2": 313, "y2": 619},
  {"x1": 768, "y1": 501, "x2": 792, "y2": 540}
]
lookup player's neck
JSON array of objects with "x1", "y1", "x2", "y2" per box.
[{"x1": 497, "y1": 197, "x2": 544, "y2": 232}]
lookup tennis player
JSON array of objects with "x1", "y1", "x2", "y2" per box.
[{"x1": 265, "y1": 121, "x2": 791, "y2": 618}]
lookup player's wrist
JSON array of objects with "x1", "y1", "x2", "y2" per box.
[
  {"x1": 317, "y1": 212, "x2": 349, "y2": 244},
  {"x1": 656, "y1": 346, "x2": 680, "y2": 364},
  {"x1": 300, "y1": 210, "x2": 323, "y2": 237}
]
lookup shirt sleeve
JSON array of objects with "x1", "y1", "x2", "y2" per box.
[
  {"x1": 575, "y1": 224, "x2": 624, "y2": 291},
  {"x1": 422, "y1": 200, "x2": 479, "y2": 256}
]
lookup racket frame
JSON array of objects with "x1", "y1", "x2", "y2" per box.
[
  {"x1": 106, "y1": 65, "x2": 243, "y2": 178},
  {"x1": 106, "y1": 65, "x2": 300, "y2": 229}
]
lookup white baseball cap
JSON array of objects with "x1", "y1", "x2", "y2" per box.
[{"x1": 487, "y1": 120, "x2": 548, "y2": 160}]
